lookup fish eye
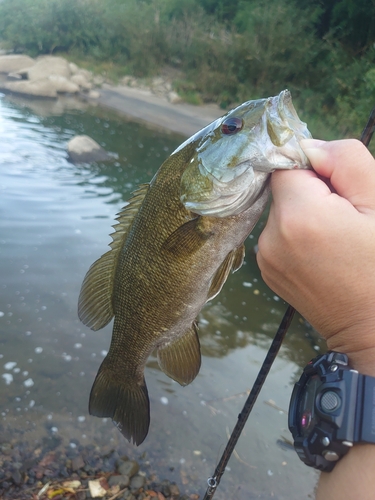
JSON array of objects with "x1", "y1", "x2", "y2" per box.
[{"x1": 221, "y1": 117, "x2": 243, "y2": 135}]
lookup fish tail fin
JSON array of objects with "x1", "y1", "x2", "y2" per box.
[{"x1": 89, "y1": 361, "x2": 150, "y2": 446}]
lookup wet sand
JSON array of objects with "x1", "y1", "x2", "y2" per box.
[{"x1": 92, "y1": 83, "x2": 224, "y2": 137}]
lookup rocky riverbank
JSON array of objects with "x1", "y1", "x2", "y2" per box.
[
  {"x1": 0, "y1": 54, "x2": 223, "y2": 137},
  {"x1": 0, "y1": 55, "x2": 101, "y2": 98},
  {"x1": 0, "y1": 439, "x2": 199, "y2": 500}
]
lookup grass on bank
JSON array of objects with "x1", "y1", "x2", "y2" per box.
[
  {"x1": 0, "y1": 0, "x2": 374, "y2": 148},
  {"x1": 62, "y1": 53, "x2": 367, "y2": 147}
]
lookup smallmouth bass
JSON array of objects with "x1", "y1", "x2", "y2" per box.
[{"x1": 78, "y1": 90, "x2": 311, "y2": 445}]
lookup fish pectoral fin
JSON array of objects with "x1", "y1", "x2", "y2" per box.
[
  {"x1": 162, "y1": 217, "x2": 213, "y2": 256},
  {"x1": 89, "y1": 359, "x2": 150, "y2": 446},
  {"x1": 231, "y1": 244, "x2": 246, "y2": 273},
  {"x1": 157, "y1": 324, "x2": 201, "y2": 386},
  {"x1": 207, "y1": 244, "x2": 245, "y2": 302},
  {"x1": 78, "y1": 183, "x2": 149, "y2": 331}
]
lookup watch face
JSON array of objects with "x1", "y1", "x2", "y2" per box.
[{"x1": 297, "y1": 374, "x2": 320, "y2": 437}]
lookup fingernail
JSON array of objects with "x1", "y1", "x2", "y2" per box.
[
  {"x1": 300, "y1": 139, "x2": 328, "y2": 165},
  {"x1": 299, "y1": 139, "x2": 326, "y2": 150}
]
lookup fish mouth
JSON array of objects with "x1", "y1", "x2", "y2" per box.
[
  {"x1": 180, "y1": 90, "x2": 312, "y2": 217},
  {"x1": 264, "y1": 90, "x2": 312, "y2": 169}
]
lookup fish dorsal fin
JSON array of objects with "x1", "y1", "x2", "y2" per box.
[
  {"x1": 207, "y1": 244, "x2": 245, "y2": 302},
  {"x1": 109, "y1": 184, "x2": 150, "y2": 251},
  {"x1": 78, "y1": 184, "x2": 150, "y2": 330},
  {"x1": 157, "y1": 323, "x2": 201, "y2": 386}
]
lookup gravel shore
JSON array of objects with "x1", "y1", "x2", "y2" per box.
[{"x1": 0, "y1": 439, "x2": 200, "y2": 500}]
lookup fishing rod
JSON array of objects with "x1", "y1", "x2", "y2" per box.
[{"x1": 202, "y1": 107, "x2": 375, "y2": 500}]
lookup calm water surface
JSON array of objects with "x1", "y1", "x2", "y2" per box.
[{"x1": 0, "y1": 93, "x2": 320, "y2": 498}]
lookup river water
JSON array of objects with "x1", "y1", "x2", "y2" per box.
[{"x1": 0, "y1": 92, "x2": 320, "y2": 498}]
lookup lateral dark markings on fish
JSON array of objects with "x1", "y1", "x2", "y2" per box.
[{"x1": 78, "y1": 90, "x2": 312, "y2": 445}]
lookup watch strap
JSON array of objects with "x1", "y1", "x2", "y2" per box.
[{"x1": 357, "y1": 373, "x2": 375, "y2": 443}]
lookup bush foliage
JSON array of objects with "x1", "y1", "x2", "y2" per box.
[{"x1": 0, "y1": 0, "x2": 374, "y2": 138}]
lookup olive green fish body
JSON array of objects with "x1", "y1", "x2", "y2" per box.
[{"x1": 78, "y1": 90, "x2": 312, "y2": 445}]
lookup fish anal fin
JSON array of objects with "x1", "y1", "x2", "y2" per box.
[
  {"x1": 207, "y1": 244, "x2": 245, "y2": 302},
  {"x1": 78, "y1": 183, "x2": 150, "y2": 331},
  {"x1": 157, "y1": 324, "x2": 201, "y2": 386},
  {"x1": 89, "y1": 359, "x2": 150, "y2": 446},
  {"x1": 162, "y1": 217, "x2": 213, "y2": 256}
]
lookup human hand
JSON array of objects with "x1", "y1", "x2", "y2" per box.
[{"x1": 257, "y1": 139, "x2": 375, "y2": 375}]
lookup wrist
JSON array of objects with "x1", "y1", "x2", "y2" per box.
[
  {"x1": 326, "y1": 339, "x2": 375, "y2": 377},
  {"x1": 319, "y1": 316, "x2": 375, "y2": 377},
  {"x1": 346, "y1": 348, "x2": 375, "y2": 378}
]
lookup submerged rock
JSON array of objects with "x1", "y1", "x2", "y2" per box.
[
  {"x1": 67, "y1": 135, "x2": 111, "y2": 163},
  {"x1": 117, "y1": 459, "x2": 140, "y2": 478},
  {"x1": 130, "y1": 474, "x2": 146, "y2": 492},
  {"x1": 108, "y1": 473, "x2": 130, "y2": 488}
]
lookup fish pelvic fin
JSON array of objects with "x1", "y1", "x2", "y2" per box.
[
  {"x1": 207, "y1": 244, "x2": 245, "y2": 302},
  {"x1": 78, "y1": 183, "x2": 149, "y2": 330},
  {"x1": 89, "y1": 362, "x2": 150, "y2": 446},
  {"x1": 157, "y1": 323, "x2": 201, "y2": 386}
]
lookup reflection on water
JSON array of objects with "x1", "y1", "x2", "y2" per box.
[{"x1": 0, "y1": 93, "x2": 320, "y2": 498}]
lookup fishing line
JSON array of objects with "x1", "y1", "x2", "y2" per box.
[{"x1": 202, "y1": 107, "x2": 375, "y2": 500}]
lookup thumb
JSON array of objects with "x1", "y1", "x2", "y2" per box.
[{"x1": 300, "y1": 139, "x2": 375, "y2": 213}]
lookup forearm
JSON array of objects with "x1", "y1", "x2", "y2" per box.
[
  {"x1": 256, "y1": 139, "x2": 375, "y2": 499},
  {"x1": 316, "y1": 444, "x2": 375, "y2": 500}
]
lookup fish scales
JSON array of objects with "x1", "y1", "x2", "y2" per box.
[{"x1": 78, "y1": 90, "x2": 312, "y2": 445}]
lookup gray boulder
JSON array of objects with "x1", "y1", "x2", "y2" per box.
[
  {"x1": 2, "y1": 79, "x2": 58, "y2": 98},
  {"x1": 68, "y1": 62, "x2": 80, "y2": 75},
  {"x1": 48, "y1": 75, "x2": 79, "y2": 93},
  {"x1": 2, "y1": 75, "x2": 79, "y2": 97},
  {"x1": 0, "y1": 55, "x2": 99, "y2": 99},
  {"x1": 67, "y1": 135, "x2": 111, "y2": 163},
  {"x1": 71, "y1": 73, "x2": 92, "y2": 91},
  {"x1": 19, "y1": 56, "x2": 71, "y2": 81},
  {"x1": 0, "y1": 55, "x2": 35, "y2": 74},
  {"x1": 168, "y1": 90, "x2": 182, "y2": 104}
]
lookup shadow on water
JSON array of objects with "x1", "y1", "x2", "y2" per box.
[{"x1": 0, "y1": 92, "x2": 320, "y2": 498}]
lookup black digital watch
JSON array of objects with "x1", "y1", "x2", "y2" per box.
[{"x1": 288, "y1": 350, "x2": 375, "y2": 471}]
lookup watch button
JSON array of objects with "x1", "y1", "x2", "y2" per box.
[
  {"x1": 342, "y1": 440, "x2": 353, "y2": 447},
  {"x1": 321, "y1": 390, "x2": 341, "y2": 412},
  {"x1": 331, "y1": 352, "x2": 348, "y2": 365},
  {"x1": 322, "y1": 450, "x2": 340, "y2": 462},
  {"x1": 321, "y1": 436, "x2": 330, "y2": 447}
]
